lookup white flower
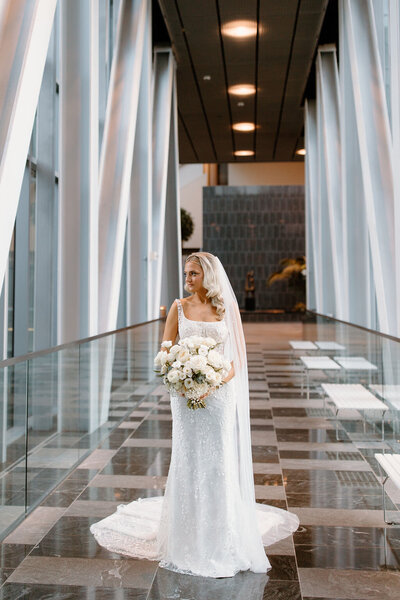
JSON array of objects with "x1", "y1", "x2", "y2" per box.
[
  {"x1": 172, "y1": 360, "x2": 182, "y2": 369},
  {"x1": 207, "y1": 349, "x2": 223, "y2": 369},
  {"x1": 161, "y1": 340, "x2": 172, "y2": 349},
  {"x1": 154, "y1": 350, "x2": 168, "y2": 367},
  {"x1": 167, "y1": 369, "x2": 180, "y2": 384},
  {"x1": 204, "y1": 367, "x2": 216, "y2": 382},
  {"x1": 184, "y1": 379, "x2": 194, "y2": 389},
  {"x1": 176, "y1": 348, "x2": 190, "y2": 363},
  {"x1": 198, "y1": 345, "x2": 208, "y2": 356},
  {"x1": 204, "y1": 337, "x2": 217, "y2": 347},
  {"x1": 169, "y1": 344, "x2": 181, "y2": 356},
  {"x1": 179, "y1": 371, "x2": 186, "y2": 380},
  {"x1": 188, "y1": 355, "x2": 207, "y2": 372},
  {"x1": 183, "y1": 366, "x2": 193, "y2": 377}
]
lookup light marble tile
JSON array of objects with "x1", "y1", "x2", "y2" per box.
[
  {"x1": 90, "y1": 474, "x2": 167, "y2": 489},
  {"x1": 273, "y1": 417, "x2": 335, "y2": 429},
  {"x1": 277, "y1": 442, "x2": 356, "y2": 452},
  {"x1": 123, "y1": 438, "x2": 172, "y2": 448},
  {"x1": 4, "y1": 507, "x2": 65, "y2": 544},
  {"x1": 77, "y1": 449, "x2": 117, "y2": 470},
  {"x1": 299, "y1": 568, "x2": 400, "y2": 599},
  {"x1": 289, "y1": 507, "x2": 389, "y2": 527},
  {"x1": 65, "y1": 500, "x2": 121, "y2": 517},
  {"x1": 270, "y1": 398, "x2": 323, "y2": 408},
  {"x1": 264, "y1": 535, "x2": 295, "y2": 556},
  {"x1": 8, "y1": 555, "x2": 157, "y2": 589},
  {"x1": 254, "y1": 485, "x2": 285, "y2": 500},
  {"x1": 252, "y1": 463, "x2": 282, "y2": 474},
  {"x1": 118, "y1": 421, "x2": 141, "y2": 429},
  {"x1": 280, "y1": 458, "x2": 370, "y2": 471},
  {"x1": 251, "y1": 430, "x2": 277, "y2": 446},
  {"x1": 147, "y1": 414, "x2": 172, "y2": 421},
  {"x1": 250, "y1": 418, "x2": 274, "y2": 426}
]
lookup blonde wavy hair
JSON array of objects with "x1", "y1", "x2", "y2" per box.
[{"x1": 184, "y1": 252, "x2": 225, "y2": 320}]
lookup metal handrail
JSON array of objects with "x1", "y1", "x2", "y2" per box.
[
  {"x1": 306, "y1": 309, "x2": 400, "y2": 344},
  {"x1": 0, "y1": 317, "x2": 164, "y2": 369}
]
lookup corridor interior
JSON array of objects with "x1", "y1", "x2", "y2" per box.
[{"x1": 0, "y1": 322, "x2": 399, "y2": 599}]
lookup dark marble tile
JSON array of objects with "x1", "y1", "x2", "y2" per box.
[
  {"x1": 148, "y1": 567, "x2": 269, "y2": 599},
  {"x1": 252, "y1": 446, "x2": 279, "y2": 464},
  {"x1": 283, "y1": 469, "x2": 379, "y2": 485},
  {"x1": 40, "y1": 491, "x2": 80, "y2": 507},
  {"x1": 79, "y1": 487, "x2": 163, "y2": 502},
  {"x1": 262, "y1": 580, "x2": 302, "y2": 599},
  {"x1": 254, "y1": 474, "x2": 283, "y2": 486},
  {"x1": 286, "y1": 491, "x2": 396, "y2": 510},
  {"x1": 0, "y1": 584, "x2": 148, "y2": 599},
  {"x1": 294, "y1": 525, "x2": 400, "y2": 549},
  {"x1": 295, "y1": 544, "x2": 400, "y2": 570},
  {"x1": 273, "y1": 408, "x2": 308, "y2": 417},
  {"x1": 268, "y1": 556, "x2": 298, "y2": 580},
  {"x1": 276, "y1": 429, "x2": 349, "y2": 443},
  {"x1": 132, "y1": 422, "x2": 172, "y2": 439},
  {"x1": 0, "y1": 545, "x2": 33, "y2": 568},
  {"x1": 101, "y1": 462, "x2": 170, "y2": 476},
  {"x1": 30, "y1": 517, "x2": 122, "y2": 559},
  {"x1": 250, "y1": 410, "x2": 272, "y2": 419},
  {"x1": 251, "y1": 425, "x2": 275, "y2": 431},
  {"x1": 0, "y1": 568, "x2": 13, "y2": 585}
]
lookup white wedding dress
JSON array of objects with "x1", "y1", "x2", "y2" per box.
[{"x1": 91, "y1": 299, "x2": 299, "y2": 578}]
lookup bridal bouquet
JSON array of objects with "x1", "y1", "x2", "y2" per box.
[{"x1": 154, "y1": 335, "x2": 231, "y2": 410}]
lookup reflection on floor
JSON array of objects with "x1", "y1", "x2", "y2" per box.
[{"x1": 0, "y1": 322, "x2": 399, "y2": 599}]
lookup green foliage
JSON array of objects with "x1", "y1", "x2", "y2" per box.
[{"x1": 181, "y1": 208, "x2": 194, "y2": 242}]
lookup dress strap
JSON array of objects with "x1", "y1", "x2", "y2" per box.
[{"x1": 175, "y1": 298, "x2": 184, "y2": 323}]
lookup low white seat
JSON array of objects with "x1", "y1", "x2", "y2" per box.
[
  {"x1": 300, "y1": 356, "x2": 341, "y2": 370},
  {"x1": 333, "y1": 356, "x2": 377, "y2": 370},
  {"x1": 289, "y1": 341, "x2": 317, "y2": 350},
  {"x1": 315, "y1": 341, "x2": 346, "y2": 351},
  {"x1": 374, "y1": 453, "x2": 400, "y2": 524},
  {"x1": 370, "y1": 385, "x2": 400, "y2": 411},
  {"x1": 321, "y1": 384, "x2": 387, "y2": 442}
]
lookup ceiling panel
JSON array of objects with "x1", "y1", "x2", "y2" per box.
[{"x1": 158, "y1": 0, "x2": 329, "y2": 163}]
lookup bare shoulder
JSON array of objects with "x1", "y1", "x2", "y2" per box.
[{"x1": 180, "y1": 296, "x2": 193, "y2": 307}]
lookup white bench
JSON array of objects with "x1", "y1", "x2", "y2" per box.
[
  {"x1": 289, "y1": 341, "x2": 317, "y2": 353},
  {"x1": 374, "y1": 453, "x2": 400, "y2": 524},
  {"x1": 300, "y1": 356, "x2": 341, "y2": 401},
  {"x1": 370, "y1": 385, "x2": 400, "y2": 411},
  {"x1": 315, "y1": 341, "x2": 346, "y2": 351},
  {"x1": 333, "y1": 356, "x2": 377, "y2": 371},
  {"x1": 322, "y1": 384, "x2": 388, "y2": 441}
]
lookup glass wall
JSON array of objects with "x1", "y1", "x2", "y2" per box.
[{"x1": 0, "y1": 318, "x2": 163, "y2": 540}]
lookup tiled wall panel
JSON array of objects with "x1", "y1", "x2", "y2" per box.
[{"x1": 203, "y1": 185, "x2": 305, "y2": 310}]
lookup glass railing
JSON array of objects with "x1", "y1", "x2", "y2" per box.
[
  {"x1": 0, "y1": 319, "x2": 164, "y2": 540},
  {"x1": 300, "y1": 310, "x2": 400, "y2": 458}
]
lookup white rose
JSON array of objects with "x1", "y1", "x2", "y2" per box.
[
  {"x1": 154, "y1": 350, "x2": 167, "y2": 367},
  {"x1": 198, "y1": 345, "x2": 208, "y2": 356},
  {"x1": 188, "y1": 355, "x2": 207, "y2": 372},
  {"x1": 179, "y1": 371, "x2": 186, "y2": 380},
  {"x1": 204, "y1": 367, "x2": 216, "y2": 382},
  {"x1": 184, "y1": 379, "x2": 194, "y2": 389},
  {"x1": 169, "y1": 344, "x2": 181, "y2": 356},
  {"x1": 204, "y1": 337, "x2": 217, "y2": 347},
  {"x1": 172, "y1": 360, "x2": 182, "y2": 369},
  {"x1": 167, "y1": 369, "x2": 180, "y2": 384},
  {"x1": 207, "y1": 349, "x2": 223, "y2": 369},
  {"x1": 177, "y1": 348, "x2": 190, "y2": 363},
  {"x1": 183, "y1": 366, "x2": 193, "y2": 377},
  {"x1": 161, "y1": 340, "x2": 172, "y2": 349}
]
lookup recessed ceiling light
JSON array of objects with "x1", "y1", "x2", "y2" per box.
[
  {"x1": 296, "y1": 148, "x2": 306, "y2": 155},
  {"x1": 232, "y1": 122, "x2": 255, "y2": 132},
  {"x1": 222, "y1": 20, "x2": 258, "y2": 38},
  {"x1": 203, "y1": 75, "x2": 211, "y2": 81},
  {"x1": 228, "y1": 84, "x2": 256, "y2": 96},
  {"x1": 234, "y1": 150, "x2": 254, "y2": 157}
]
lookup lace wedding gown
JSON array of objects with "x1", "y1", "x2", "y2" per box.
[{"x1": 91, "y1": 299, "x2": 299, "y2": 578}]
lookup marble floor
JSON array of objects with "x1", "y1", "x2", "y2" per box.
[{"x1": 0, "y1": 322, "x2": 399, "y2": 599}]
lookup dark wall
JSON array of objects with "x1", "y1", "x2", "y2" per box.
[{"x1": 203, "y1": 185, "x2": 305, "y2": 310}]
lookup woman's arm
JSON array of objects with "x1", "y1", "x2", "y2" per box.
[
  {"x1": 161, "y1": 301, "x2": 179, "y2": 348},
  {"x1": 222, "y1": 361, "x2": 235, "y2": 384}
]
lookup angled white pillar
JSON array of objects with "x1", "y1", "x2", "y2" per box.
[
  {"x1": 0, "y1": 0, "x2": 57, "y2": 295},
  {"x1": 127, "y1": 0, "x2": 152, "y2": 326},
  {"x1": 58, "y1": 0, "x2": 99, "y2": 344},
  {"x1": 150, "y1": 50, "x2": 175, "y2": 319},
  {"x1": 97, "y1": 0, "x2": 147, "y2": 335},
  {"x1": 160, "y1": 73, "x2": 183, "y2": 309},
  {"x1": 341, "y1": 0, "x2": 396, "y2": 335},
  {"x1": 316, "y1": 46, "x2": 344, "y2": 318},
  {"x1": 304, "y1": 100, "x2": 320, "y2": 312}
]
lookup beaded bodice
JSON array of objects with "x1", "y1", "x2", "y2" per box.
[{"x1": 175, "y1": 299, "x2": 228, "y2": 355}]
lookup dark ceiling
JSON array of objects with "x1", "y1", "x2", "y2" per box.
[{"x1": 156, "y1": 0, "x2": 331, "y2": 164}]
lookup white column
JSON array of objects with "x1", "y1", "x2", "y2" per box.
[
  {"x1": 316, "y1": 46, "x2": 344, "y2": 318},
  {"x1": 127, "y1": 0, "x2": 152, "y2": 325},
  {"x1": 341, "y1": 0, "x2": 396, "y2": 335},
  {"x1": 58, "y1": 0, "x2": 99, "y2": 344},
  {"x1": 150, "y1": 50, "x2": 175, "y2": 319},
  {"x1": 0, "y1": 0, "x2": 57, "y2": 295},
  {"x1": 97, "y1": 0, "x2": 147, "y2": 335},
  {"x1": 304, "y1": 100, "x2": 321, "y2": 312}
]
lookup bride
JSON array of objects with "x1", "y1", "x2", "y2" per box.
[{"x1": 91, "y1": 252, "x2": 299, "y2": 578}]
